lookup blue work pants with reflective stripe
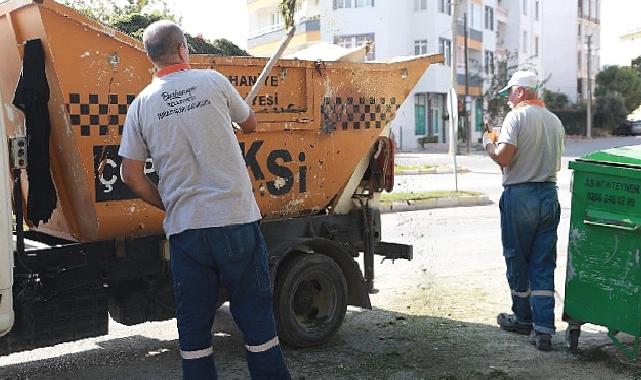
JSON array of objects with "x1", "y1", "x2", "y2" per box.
[
  {"x1": 169, "y1": 221, "x2": 291, "y2": 380},
  {"x1": 500, "y1": 182, "x2": 560, "y2": 335}
]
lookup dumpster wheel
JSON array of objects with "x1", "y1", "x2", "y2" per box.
[
  {"x1": 274, "y1": 253, "x2": 348, "y2": 348},
  {"x1": 565, "y1": 325, "x2": 581, "y2": 352}
]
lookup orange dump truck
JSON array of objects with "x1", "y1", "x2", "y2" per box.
[{"x1": 0, "y1": 0, "x2": 442, "y2": 353}]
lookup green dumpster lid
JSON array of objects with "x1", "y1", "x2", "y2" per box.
[{"x1": 577, "y1": 144, "x2": 641, "y2": 168}]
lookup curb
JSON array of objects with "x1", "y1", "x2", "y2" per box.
[
  {"x1": 380, "y1": 194, "x2": 492, "y2": 213},
  {"x1": 396, "y1": 167, "x2": 469, "y2": 175}
]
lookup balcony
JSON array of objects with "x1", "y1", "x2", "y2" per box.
[
  {"x1": 248, "y1": 17, "x2": 321, "y2": 48},
  {"x1": 456, "y1": 24, "x2": 483, "y2": 42},
  {"x1": 496, "y1": 5, "x2": 508, "y2": 24}
]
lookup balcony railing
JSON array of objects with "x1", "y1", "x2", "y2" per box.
[
  {"x1": 496, "y1": 5, "x2": 508, "y2": 21},
  {"x1": 248, "y1": 15, "x2": 321, "y2": 39},
  {"x1": 248, "y1": 17, "x2": 321, "y2": 48},
  {"x1": 457, "y1": 23, "x2": 483, "y2": 43}
]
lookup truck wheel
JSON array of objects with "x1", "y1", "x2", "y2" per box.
[{"x1": 274, "y1": 253, "x2": 348, "y2": 348}]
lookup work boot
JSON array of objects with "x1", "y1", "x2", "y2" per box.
[
  {"x1": 529, "y1": 330, "x2": 552, "y2": 351},
  {"x1": 497, "y1": 313, "x2": 532, "y2": 335}
]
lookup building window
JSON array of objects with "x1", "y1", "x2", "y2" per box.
[
  {"x1": 485, "y1": 6, "x2": 494, "y2": 31},
  {"x1": 470, "y1": 3, "x2": 482, "y2": 30},
  {"x1": 534, "y1": 36, "x2": 539, "y2": 56},
  {"x1": 271, "y1": 12, "x2": 283, "y2": 28},
  {"x1": 430, "y1": 105, "x2": 440, "y2": 137},
  {"x1": 438, "y1": 0, "x2": 451, "y2": 15},
  {"x1": 415, "y1": 93, "x2": 427, "y2": 136},
  {"x1": 578, "y1": 51, "x2": 582, "y2": 69},
  {"x1": 414, "y1": 39, "x2": 428, "y2": 55},
  {"x1": 522, "y1": 0, "x2": 527, "y2": 15},
  {"x1": 335, "y1": 33, "x2": 375, "y2": 60},
  {"x1": 578, "y1": 23, "x2": 582, "y2": 37},
  {"x1": 414, "y1": 0, "x2": 427, "y2": 11},
  {"x1": 577, "y1": 78, "x2": 583, "y2": 98},
  {"x1": 484, "y1": 50, "x2": 495, "y2": 74},
  {"x1": 535, "y1": 0, "x2": 540, "y2": 20},
  {"x1": 595, "y1": 0, "x2": 600, "y2": 21},
  {"x1": 523, "y1": 31, "x2": 528, "y2": 53},
  {"x1": 355, "y1": 0, "x2": 374, "y2": 8},
  {"x1": 439, "y1": 38, "x2": 452, "y2": 66},
  {"x1": 333, "y1": 0, "x2": 352, "y2": 9}
]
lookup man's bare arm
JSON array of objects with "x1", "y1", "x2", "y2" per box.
[
  {"x1": 238, "y1": 110, "x2": 257, "y2": 133},
  {"x1": 121, "y1": 158, "x2": 165, "y2": 210},
  {"x1": 486, "y1": 143, "x2": 517, "y2": 168}
]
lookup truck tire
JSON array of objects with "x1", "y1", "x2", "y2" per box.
[{"x1": 274, "y1": 253, "x2": 348, "y2": 348}]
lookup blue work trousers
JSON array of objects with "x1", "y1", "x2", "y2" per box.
[
  {"x1": 500, "y1": 182, "x2": 560, "y2": 335},
  {"x1": 169, "y1": 221, "x2": 291, "y2": 380}
]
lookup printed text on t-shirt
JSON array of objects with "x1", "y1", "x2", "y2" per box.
[{"x1": 158, "y1": 86, "x2": 211, "y2": 120}]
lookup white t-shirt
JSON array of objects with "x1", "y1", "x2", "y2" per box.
[
  {"x1": 119, "y1": 68, "x2": 261, "y2": 236},
  {"x1": 498, "y1": 104, "x2": 566, "y2": 186}
]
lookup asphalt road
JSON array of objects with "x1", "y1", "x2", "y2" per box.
[{"x1": 1, "y1": 136, "x2": 640, "y2": 379}]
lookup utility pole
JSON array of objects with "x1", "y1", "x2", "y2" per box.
[
  {"x1": 449, "y1": 0, "x2": 459, "y2": 157},
  {"x1": 448, "y1": 0, "x2": 461, "y2": 191},
  {"x1": 464, "y1": 10, "x2": 470, "y2": 155},
  {"x1": 586, "y1": 34, "x2": 592, "y2": 139}
]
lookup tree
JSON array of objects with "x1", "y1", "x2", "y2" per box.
[
  {"x1": 484, "y1": 52, "x2": 518, "y2": 125},
  {"x1": 594, "y1": 93, "x2": 628, "y2": 132},
  {"x1": 64, "y1": 0, "x2": 249, "y2": 56},
  {"x1": 543, "y1": 89, "x2": 570, "y2": 110},
  {"x1": 632, "y1": 55, "x2": 641, "y2": 75},
  {"x1": 595, "y1": 65, "x2": 641, "y2": 113}
]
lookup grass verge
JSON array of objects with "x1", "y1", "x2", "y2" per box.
[
  {"x1": 394, "y1": 164, "x2": 435, "y2": 173},
  {"x1": 380, "y1": 190, "x2": 483, "y2": 203}
]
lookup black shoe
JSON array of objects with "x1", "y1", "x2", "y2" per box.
[
  {"x1": 529, "y1": 330, "x2": 552, "y2": 351},
  {"x1": 497, "y1": 313, "x2": 532, "y2": 335}
]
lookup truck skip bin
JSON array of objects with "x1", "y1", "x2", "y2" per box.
[{"x1": 0, "y1": 0, "x2": 442, "y2": 354}]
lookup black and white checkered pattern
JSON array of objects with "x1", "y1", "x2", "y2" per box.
[
  {"x1": 321, "y1": 96, "x2": 400, "y2": 132},
  {"x1": 67, "y1": 93, "x2": 136, "y2": 137}
]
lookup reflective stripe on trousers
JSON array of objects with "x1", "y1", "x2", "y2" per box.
[
  {"x1": 246, "y1": 336, "x2": 280, "y2": 353},
  {"x1": 181, "y1": 347, "x2": 213, "y2": 360}
]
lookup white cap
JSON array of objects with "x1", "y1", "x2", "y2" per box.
[{"x1": 498, "y1": 71, "x2": 538, "y2": 96}]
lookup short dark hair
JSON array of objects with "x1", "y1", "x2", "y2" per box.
[{"x1": 142, "y1": 20, "x2": 186, "y2": 63}]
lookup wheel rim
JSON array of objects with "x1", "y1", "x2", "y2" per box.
[{"x1": 291, "y1": 272, "x2": 339, "y2": 334}]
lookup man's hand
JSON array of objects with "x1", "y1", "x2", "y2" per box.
[
  {"x1": 121, "y1": 158, "x2": 165, "y2": 210},
  {"x1": 238, "y1": 110, "x2": 257, "y2": 134},
  {"x1": 483, "y1": 131, "x2": 497, "y2": 148}
]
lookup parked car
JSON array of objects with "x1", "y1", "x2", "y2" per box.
[{"x1": 614, "y1": 120, "x2": 641, "y2": 136}]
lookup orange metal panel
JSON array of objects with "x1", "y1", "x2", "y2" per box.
[{"x1": 0, "y1": 0, "x2": 442, "y2": 241}]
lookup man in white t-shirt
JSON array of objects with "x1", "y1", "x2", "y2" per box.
[
  {"x1": 482, "y1": 71, "x2": 565, "y2": 352},
  {"x1": 119, "y1": 20, "x2": 290, "y2": 379}
]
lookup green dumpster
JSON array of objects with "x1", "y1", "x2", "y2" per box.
[{"x1": 563, "y1": 144, "x2": 641, "y2": 358}]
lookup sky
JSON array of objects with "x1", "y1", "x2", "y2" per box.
[
  {"x1": 172, "y1": 0, "x2": 641, "y2": 67},
  {"x1": 600, "y1": 0, "x2": 641, "y2": 67},
  {"x1": 172, "y1": 0, "x2": 249, "y2": 49}
]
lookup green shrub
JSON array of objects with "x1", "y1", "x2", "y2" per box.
[{"x1": 550, "y1": 107, "x2": 586, "y2": 136}]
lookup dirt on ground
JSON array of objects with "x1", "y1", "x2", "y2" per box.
[{"x1": 2, "y1": 206, "x2": 641, "y2": 379}]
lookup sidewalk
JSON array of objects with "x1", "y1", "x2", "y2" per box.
[{"x1": 380, "y1": 193, "x2": 492, "y2": 213}]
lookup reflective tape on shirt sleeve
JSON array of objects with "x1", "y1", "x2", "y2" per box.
[
  {"x1": 511, "y1": 289, "x2": 531, "y2": 298},
  {"x1": 180, "y1": 346, "x2": 213, "y2": 360},
  {"x1": 531, "y1": 290, "x2": 555, "y2": 297},
  {"x1": 246, "y1": 336, "x2": 280, "y2": 353}
]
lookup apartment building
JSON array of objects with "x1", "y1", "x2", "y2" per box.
[
  {"x1": 541, "y1": 0, "x2": 600, "y2": 103},
  {"x1": 247, "y1": 0, "x2": 322, "y2": 57},
  {"x1": 247, "y1": 0, "x2": 600, "y2": 150}
]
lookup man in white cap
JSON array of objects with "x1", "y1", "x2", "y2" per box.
[{"x1": 482, "y1": 71, "x2": 565, "y2": 351}]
